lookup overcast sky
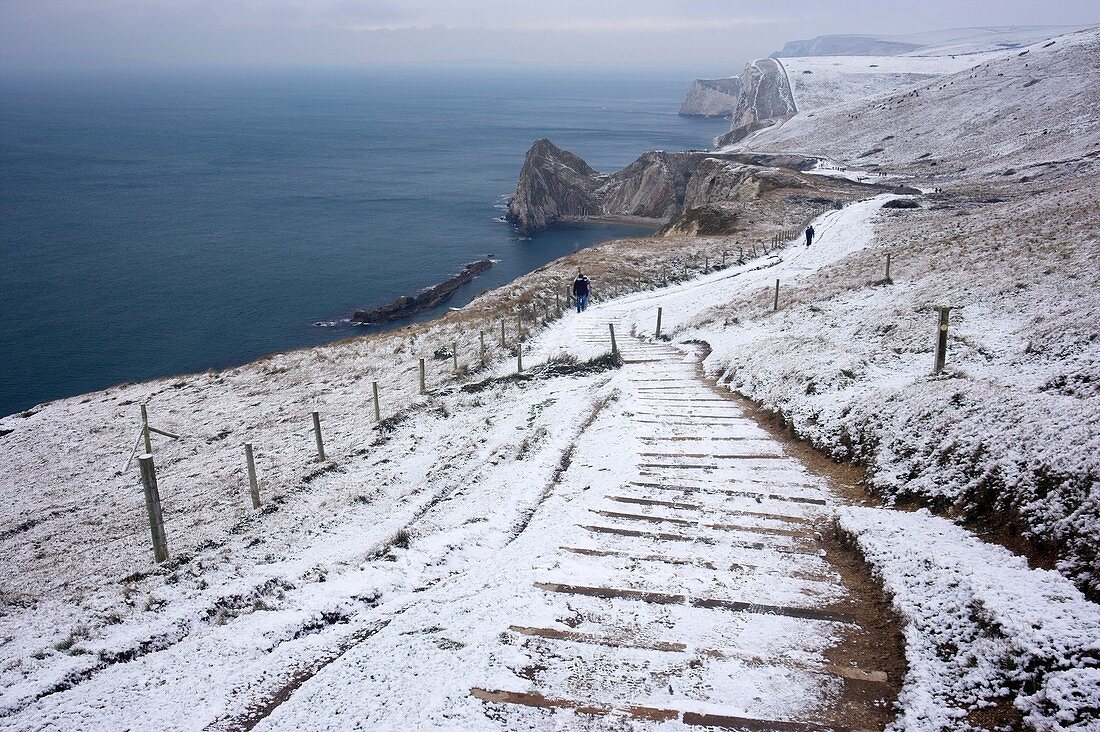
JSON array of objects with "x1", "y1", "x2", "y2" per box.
[{"x1": 1, "y1": 0, "x2": 1096, "y2": 74}]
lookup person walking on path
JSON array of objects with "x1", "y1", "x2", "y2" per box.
[
  {"x1": 572, "y1": 272, "x2": 591, "y2": 313},
  {"x1": 805, "y1": 225, "x2": 815, "y2": 247}
]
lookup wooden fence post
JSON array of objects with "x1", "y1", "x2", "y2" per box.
[
  {"x1": 244, "y1": 442, "x2": 260, "y2": 508},
  {"x1": 773, "y1": 279, "x2": 780, "y2": 311},
  {"x1": 479, "y1": 331, "x2": 486, "y2": 363},
  {"x1": 137, "y1": 454, "x2": 169, "y2": 563},
  {"x1": 311, "y1": 411, "x2": 326, "y2": 461},
  {"x1": 140, "y1": 403, "x2": 153, "y2": 454},
  {"x1": 933, "y1": 307, "x2": 950, "y2": 374},
  {"x1": 372, "y1": 381, "x2": 381, "y2": 422},
  {"x1": 419, "y1": 358, "x2": 426, "y2": 394},
  {"x1": 722, "y1": 250, "x2": 726, "y2": 268},
  {"x1": 452, "y1": 342, "x2": 459, "y2": 373},
  {"x1": 885, "y1": 253, "x2": 893, "y2": 283},
  {"x1": 608, "y1": 323, "x2": 619, "y2": 358},
  {"x1": 704, "y1": 256, "x2": 709, "y2": 272},
  {"x1": 655, "y1": 307, "x2": 663, "y2": 338},
  {"x1": 517, "y1": 338, "x2": 524, "y2": 373},
  {"x1": 500, "y1": 318, "x2": 506, "y2": 347}
]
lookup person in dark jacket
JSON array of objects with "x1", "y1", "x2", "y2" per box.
[
  {"x1": 805, "y1": 225, "x2": 815, "y2": 247},
  {"x1": 572, "y1": 273, "x2": 591, "y2": 313}
]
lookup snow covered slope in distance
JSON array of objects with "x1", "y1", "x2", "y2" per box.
[
  {"x1": 772, "y1": 25, "x2": 1095, "y2": 58},
  {"x1": 738, "y1": 28, "x2": 1100, "y2": 179},
  {"x1": 780, "y1": 54, "x2": 1005, "y2": 113}
]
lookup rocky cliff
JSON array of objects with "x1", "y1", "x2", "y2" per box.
[
  {"x1": 506, "y1": 137, "x2": 827, "y2": 235},
  {"x1": 504, "y1": 139, "x2": 606, "y2": 235},
  {"x1": 506, "y1": 140, "x2": 710, "y2": 235},
  {"x1": 678, "y1": 77, "x2": 742, "y2": 117},
  {"x1": 717, "y1": 58, "x2": 798, "y2": 147}
]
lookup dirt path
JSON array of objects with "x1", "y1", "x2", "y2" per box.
[{"x1": 470, "y1": 310, "x2": 902, "y2": 730}]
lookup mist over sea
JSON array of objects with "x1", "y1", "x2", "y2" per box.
[{"x1": 0, "y1": 68, "x2": 729, "y2": 417}]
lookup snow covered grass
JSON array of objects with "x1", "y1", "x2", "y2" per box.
[
  {"x1": 780, "y1": 53, "x2": 1006, "y2": 114},
  {"x1": 688, "y1": 176, "x2": 1100, "y2": 596},
  {"x1": 839, "y1": 507, "x2": 1100, "y2": 732},
  {"x1": 0, "y1": 359, "x2": 619, "y2": 725},
  {"x1": 0, "y1": 187, "x2": 808, "y2": 727},
  {"x1": 1, "y1": 180, "x2": 1093, "y2": 729}
]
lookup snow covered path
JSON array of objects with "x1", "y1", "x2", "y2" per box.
[
  {"x1": 249, "y1": 322, "x2": 896, "y2": 730},
  {"x1": 460, "y1": 322, "x2": 897, "y2": 729}
]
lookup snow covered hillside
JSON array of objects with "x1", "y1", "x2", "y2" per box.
[
  {"x1": 4, "y1": 195, "x2": 1095, "y2": 729},
  {"x1": 772, "y1": 25, "x2": 1096, "y2": 59}
]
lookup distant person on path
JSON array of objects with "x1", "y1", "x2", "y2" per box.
[
  {"x1": 572, "y1": 272, "x2": 591, "y2": 313},
  {"x1": 805, "y1": 225, "x2": 815, "y2": 247}
]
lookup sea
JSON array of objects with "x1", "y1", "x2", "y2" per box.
[{"x1": 0, "y1": 68, "x2": 730, "y2": 417}]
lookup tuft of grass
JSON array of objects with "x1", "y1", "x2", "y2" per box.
[
  {"x1": 392, "y1": 528, "x2": 411, "y2": 549},
  {"x1": 53, "y1": 624, "x2": 90, "y2": 654},
  {"x1": 534, "y1": 351, "x2": 624, "y2": 378}
]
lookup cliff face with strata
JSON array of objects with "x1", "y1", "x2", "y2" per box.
[
  {"x1": 505, "y1": 140, "x2": 722, "y2": 235},
  {"x1": 504, "y1": 139, "x2": 605, "y2": 235},
  {"x1": 677, "y1": 59, "x2": 798, "y2": 148},
  {"x1": 718, "y1": 58, "x2": 798, "y2": 147},
  {"x1": 506, "y1": 137, "x2": 840, "y2": 236},
  {"x1": 678, "y1": 77, "x2": 742, "y2": 117}
]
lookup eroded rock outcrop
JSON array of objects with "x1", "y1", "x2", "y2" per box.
[
  {"x1": 661, "y1": 160, "x2": 811, "y2": 235},
  {"x1": 681, "y1": 160, "x2": 808, "y2": 210},
  {"x1": 679, "y1": 77, "x2": 742, "y2": 117},
  {"x1": 506, "y1": 140, "x2": 722, "y2": 235},
  {"x1": 504, "y1": 139, "x2": 605, "y2": 236}
]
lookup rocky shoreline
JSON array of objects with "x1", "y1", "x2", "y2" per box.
[{"x1": 352, "y1": 259, "x2": 492, "y2": 325}]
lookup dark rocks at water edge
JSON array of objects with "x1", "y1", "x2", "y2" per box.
[{"x1": 352, "y1": 259, "x2": 492, "y2": 324}]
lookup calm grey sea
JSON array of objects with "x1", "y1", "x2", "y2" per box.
[{"x1": 0, "y1": 68, "x2": 729, "y2": 416}]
